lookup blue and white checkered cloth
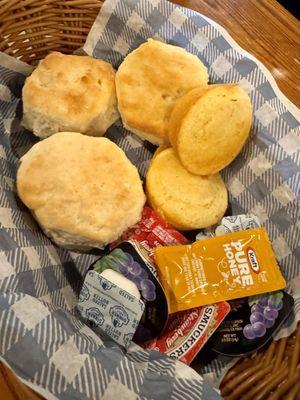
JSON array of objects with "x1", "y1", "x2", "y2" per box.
[{"x1": 0, "y1": 0, "x2": 299, "y2": 398}]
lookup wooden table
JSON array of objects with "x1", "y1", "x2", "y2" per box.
[
  {"x1": 1, "y1": 0, "x2": 299, "y2": 399},
  {"x1": 173, "y1": 0, "x2": 300, "y2": 107}
]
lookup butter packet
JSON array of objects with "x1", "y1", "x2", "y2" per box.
[
  {"x1": 154, "y1": 228, "x2": 286, "y2": 313},
  {"x1": 91, "y1": 242, "x2": 169, "y2": 344},
  {"x1": 77, "y1": 270, "x2": 145, "y2": 349},
  {"x1": 215, "y1": 214, "x2": 260, "y2": 236},
  {"x1": 196, "y1": 213, "x2": 260, "y2": 241}
]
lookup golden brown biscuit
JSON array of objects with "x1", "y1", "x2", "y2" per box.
[
  {"x1": 22, "y1": 52, "x2": 118, "y2": 138},
  {"x1": 146, "y1": 148, "x2": 228, "y2": 230},
  {"x1": 171, "y1": 84, "x2": 252, "y2": 175},
  {"x1": 17, "y1": 132, "x2": 145, "y2": 249},
  {"x1": 116, "y1": 39, "x2": 208, "y2": 145}
]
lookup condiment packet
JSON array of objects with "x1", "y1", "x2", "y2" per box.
[
  {"x1": 196, "y1": 213, "x2": 260, "y2": 240},
  {"x1": 91, "y1": 242, "x2": 169, "y2": 344},
  {"x1": 108, "y1": 207, "x2": 231, "y2": 359},
  {"x1": 215, "y1": 214, "x2": 260, "y2": 236},
  {"x1": 76, "y1": 270, "x2": 145, "y2": 349},
  {"x1": 155, "y1": 228, "x2": 286, "y2": 313},
  {"x1": 195, "y1": 228, "x2": 215, "y2": 242},
  {"x1": 144, "y1": 302, "x2": 230, "y2": 365},
  {"x1": 111, "y1": 206, "x2": 188, "y2": 261},
  {"x1": 207, "y1": 291, "x2": 294, "y2": 356}
]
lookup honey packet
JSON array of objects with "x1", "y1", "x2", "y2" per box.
[{"x1": 154, "y1": 228, "x2": 286, "y2": 313}]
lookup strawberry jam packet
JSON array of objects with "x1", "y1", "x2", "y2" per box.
[{"x1": 144, "y1": 302, "x2": 230, "y2": 365}]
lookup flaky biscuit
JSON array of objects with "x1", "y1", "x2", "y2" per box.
[
  {"x1": 146, "y1": 148, "x2": 228, "y2": 230},
  {"x1": 171, "y1": 84, "x2": 252, "y2": 175},
  {"x1": 17, "y1": 132, "x2": 145, "y2": 249},
  {"x1": 22, "y1": 52, "x2": 118, "y2": 138},
  {"x1": 116, "y1": 39, "x2": 208, "y2": 145}
]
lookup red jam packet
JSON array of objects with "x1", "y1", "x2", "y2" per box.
[
  {"x1": 143, "y1": 302, "x2": 230, "y2": 365},
  {"x1": 111, "y1": 206, "x2": 188, "y2": 261}
]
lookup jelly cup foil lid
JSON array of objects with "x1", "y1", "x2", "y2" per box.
[{"x1": 207, "y1": 291, "x2": 294, "y2": 357}]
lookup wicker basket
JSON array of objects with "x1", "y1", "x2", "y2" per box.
[
  {"x1": 0, "y1": 0, "x2": 102, "y2": 64},
  {"x1": 0, "y1": 1, "x2": 299, "y2": 399},
  {"x1": 220, "y1": 323, "x2": 300, "y2": 400}
]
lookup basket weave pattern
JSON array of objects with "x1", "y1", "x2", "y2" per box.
[
  {"x1": 221, "y1": 323, "x2": 300, "y2": 399},
  {"x1": 0, "y1": 2, "x2": 299, "y2": 399},
  {"x1": 0, "y1": 0, "x2": 102, "y2": 64}
]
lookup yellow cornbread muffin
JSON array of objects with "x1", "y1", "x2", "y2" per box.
[
  {"x1": 146, "y1": 148, "x2": 228, "y2": 230},
  {"x1": 169, "y1": 84, "x2": 252, "y2": 175}
]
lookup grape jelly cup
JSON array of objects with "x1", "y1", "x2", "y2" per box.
[
  {"x1": 90, "y1": 241, "x2": 169, "y2": 345},
  {"x1": 207, "y1": 291, "x2": 294, "y2": 357}
]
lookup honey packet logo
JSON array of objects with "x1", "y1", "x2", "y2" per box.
[{"x1": 218, "y1": 241, "x2": 261, "y2": 290}]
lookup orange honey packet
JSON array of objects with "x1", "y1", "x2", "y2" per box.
[{"x1": 154, "y1": 228, "x2": 286, "y2": 313}]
